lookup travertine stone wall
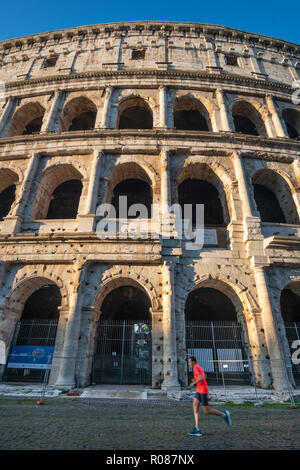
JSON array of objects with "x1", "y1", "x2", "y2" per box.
[{"x1": 0, "y1": 21, "x2": 299, "y2": 390}]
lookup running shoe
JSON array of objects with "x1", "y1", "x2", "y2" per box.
[
  {"x1": 188, "y1": 427, "x2": 203, "y2": 436},
  {"x1": 224, "y1": 410, "x2": 232, "y2": 426}
]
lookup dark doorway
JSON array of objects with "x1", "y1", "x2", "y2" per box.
[
  {"x1": 280, "y1": 288, "x2": 300, "y2": 386},
  {"x1": 93, "y1": 286, "x2": 152, "y2": 385},
  {"x1": 185, "y1": 287, "x2": 251, "y2": 385},
  {"x1": 4, "y1": 285, "x2": 61, "y2": 383},
  {"x1": 253, "y1": 184, "x2": 286, "y2": 223},
  {"x1": 111, "y1": 179, "x2": 152, "y2": 218},
  {"x1": 23, "y1": 116, "x2": 43, "y2": 135},
  {"x1": 0, "y1": 184, "x2": 16, "y2": 221},
  {"x1": 118, "y1": 105, "x2": 153, "y2": 129},
  {"x1": 174, "y1": 110, "x2": 209, "y2": 131},
  {"x1": 46, "y1": 179, "x2": 83, "y2": 219},
  {"x1": 179, "y1": 179, "x2": 224, "y2": 226},
  {"x1": 68, "y1": 111, "x2": 97, "y2": 131},
  {"x1": 233, "y1": 115, "x2": 258, "y2": 136}
]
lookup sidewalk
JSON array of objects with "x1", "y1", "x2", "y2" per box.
[{"x1": 0, "y1": 382, "x2": 299, "y2": 403}]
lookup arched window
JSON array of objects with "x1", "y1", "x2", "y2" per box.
[
  {"x1": 111, "y1": 179, "x2": 152, "y2": 218},
  {"x1": 253, "y1": 184, "x2": 286, "y2": 223},
  {"x1": 174, "y1": 97, "x2": 211, "y2": 131},
  {"x1": 252, "y1": 170, "x2": 299, "y2": 225},
  {"x1": 7, "y1": 102, "x2": 45, "y2": 137},
  {"x1": 0, "y1": 184, "x2": 16, "y2": 220},
  {"x1": 117, "y1": 97, "x2": 153, "y2": 129},
  {"x1": 232, "y1": 101, "x2": 267, "y2": 137},
  {"x1": 46, "y1": 179, "x2": 83, "y2": 219},
  {"x1": 178, "y1": 178, "x2": 224, "y2": 226},
  {"x1": 60, "y1": 97, "x2": 97, "y2": 132},
  {"x1": 282, "y1": 108, "x2": 300, "y2": 139}
]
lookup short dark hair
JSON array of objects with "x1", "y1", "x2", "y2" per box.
[{"x1": 189, "y1": 356, "x2": 197, "y2": 363}]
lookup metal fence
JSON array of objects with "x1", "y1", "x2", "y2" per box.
[
  {"x1": 284, "y1": 322, "x2": 300, "y2": 386},
  {"x1": 3, "y1": 319, "x2": 58, "y2": 383},
  {"x1": 92, "y1": 320, "x2": 152, "y2": 385},
  {"x1": 186, "y1": 320, "x2": 250, "y2": 386}
]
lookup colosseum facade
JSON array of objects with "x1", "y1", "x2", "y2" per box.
[{"x1": 0, "y1": 21, "x2": 299, "y2": 392}]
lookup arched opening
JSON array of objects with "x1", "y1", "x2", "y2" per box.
[
  {"x1": 178, "y1": 179, "x2": 224, "y2": 226},
  {"x1": 46, "y1": 179, "x2": 83, "y2": 219},
  {"x1": 117, "y1": 97, "x2": 153, "y2": 129},
  {"x1": 232, "y1": 101, "x2": 267, "y2": 137},
  {"x1": 174, "y1": 97, "x2": 211, "y2": 131},
  {"x1": 111, "y1": 179, "x2": 152, "y2": 218},
  {"x1": 280, "y1": 283, "x2": 300, "y2": 385},
  {"x1": 59, "y1": 97, "x2": 97, "y2": 132},
  {"x1": 282, "y1": 109, "x2": 300, "y2": 139},
  {"x1": 4, "y1": 284, "x2": 61, "y2": 383},
  {"x1": 93, "y1": 285, "x2": 152, "y2": 385},
  {"x1": 0, "y1": 185, "x2": 16, "y2": 221},
  {"x1": 253, "y1": 184, "x2": 286, "y2": 223},
  {"x1": 252, "y1": 170, "x2": 299, "y2": 225},
  {"x1": 185, "y1": 286, "x2": 250, "y2": 385},
  {"x1": 31, "y1": 164, "x2": 84, "y2": 221},
  {"x1": 7, "y1": 102, "x2": 45, "y2": 137},
  {"x1": 0, "y1": 169, "x2": 19, "y2": 221}
]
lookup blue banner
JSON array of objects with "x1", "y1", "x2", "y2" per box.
[{"x1": 7, "y1": 346, "x2": 54, "y2": 370}]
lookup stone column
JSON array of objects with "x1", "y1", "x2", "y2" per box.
[
  {"x1": 0, "y1": 97, "x2": 17, "y2": 137},
  {"x1": 203, "y1": 37, "x2": 222, "y2": 72},
  {"x1": 215, "y1": 88, "x2": 232, "y2": 132},
  {"x1": 232, "y1": 152, "x2": 253, "y2": 218},
  {"x1": 54, "y1": 261, "x2": 88, "y2": 389},
  {"x1": 291, "y1": 160, "x2": 300, "y2": 219},
  {"x1": 253, "y1": 266, "x2": 290, "y2": 390},
  {"x1": 2, "y1": 152, "x2": 40, "y2": 235},
  {"x1": 160, "y1": 149, "x2": 172, "y2": 237},
  {"x1": 265, "y1": 94, "x2": 288, "y2": 138},
  {"x1": 159, "y1": 85, "x2": 168, "y2": 128},
  {"x1": 161, "y1": 261, "x2": 180, "y2": 391},
  {"x1": 78, "y1": 150, "x2": 103, "y2": 232},
  {"x1": 40, "y1": 90, "x2": 66, "y2": 133},
  {"x1": 98, "y1": 86, "x2": 113, "y2": 128}
]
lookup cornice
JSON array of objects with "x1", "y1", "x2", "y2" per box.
[
  {"x1": 0, "y1": 21, "x2": 299, "y2": 52},
  {"x1": 4, "y1": 69, "x2": 296, "y2": 94}
]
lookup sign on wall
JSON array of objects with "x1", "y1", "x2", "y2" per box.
[{"x1": 7, "y1": 346, "x2": 54, "y2": 369}]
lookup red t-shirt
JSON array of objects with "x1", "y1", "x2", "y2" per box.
[{"x1": 193, "y1": 364, "x2": 209, "y2": 394}]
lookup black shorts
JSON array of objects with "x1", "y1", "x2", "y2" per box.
[{"x1": 194, "y1": 393, "x2": 208, "y2": 406}]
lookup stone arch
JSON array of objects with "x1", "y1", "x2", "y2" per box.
[
  {"x1": 176, "y1": 161, "x2": 232, "y2": 224},
  {"x1": 31, "y1": 163, "x2": 84, "y2": 220},
  {"x1": 6, "y1": 102, "x2": 45, "y2": 137},
  {"x1": 0, "y1": 168, "x2": 19, "y2": 220},
  {"x1": 105, "y1": 161, "x2": 157, "y2": 212},
  {"x1": 173, "y1": 94, "x2": 213, "y2": 131},
  {"x1": 251, "y1": 168, "x2": 299, "y2": 225},
  {"x1": 282, "y1": 107, "x2": 300, "y2": 139},
  {"x1": 59, "y1": 96, "x2": 98, "y2": 132},
  {"x1": 94, "y1": 273, "x2": 160, "y2": 315},
  {"x1": 116, "y1": 95, "x2": 153, "y2": 129},
  {"x1": 231, "y1": 99, "x2": 267, "y2": 137}
]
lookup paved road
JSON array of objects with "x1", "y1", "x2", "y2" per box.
[{"x1": 0, "y1": 398, "x2": 299, "y2": 450}]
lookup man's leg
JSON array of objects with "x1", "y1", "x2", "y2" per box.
[
  {"x1": 193, "y1": 398, "x2": 200, "y2": 429},
  {"x1": 202, "y1": 405, "x2": 232, "y2": 426}
]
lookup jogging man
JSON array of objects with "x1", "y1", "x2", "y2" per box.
[{"x1": 188, "y1": 356, "x2": 231, "y2": 436}]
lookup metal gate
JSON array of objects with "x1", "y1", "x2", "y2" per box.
[
  {"x1": 92, "y1": 320, "x2": 152, "y2": 385},
  {"x1": 3, "y1": 319, "x2": 58, "y2": 383},
  {"x1": 284, "y1": 322, "x2": 300, "y2": 386},
  {"x1": 186, "y1": 320, "x2": 252, "y2": 385}
]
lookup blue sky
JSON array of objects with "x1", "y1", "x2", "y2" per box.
[{"x1": 1, "y1": 0, "x2": 299, "y2": 45}]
